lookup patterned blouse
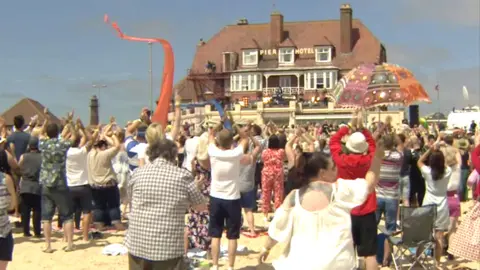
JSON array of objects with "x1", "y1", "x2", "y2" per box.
[{"x1": 39, "y1": 138, "x2": 71, "y2": 188}]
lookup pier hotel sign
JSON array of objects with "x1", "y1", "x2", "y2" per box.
[{"x1": 259, "y1": 48, "x2": 315, "y2": 56}]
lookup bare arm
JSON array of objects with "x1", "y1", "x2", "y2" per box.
[
  {"x1": 365, "y1": 141, "x2": 385, "y2": 193},
  {"x1": 4, "y1": 173, "x2": 18, "y2": 214},
  {"x1": 170, "y1": 95, "x2": 182, "y2": 140}
]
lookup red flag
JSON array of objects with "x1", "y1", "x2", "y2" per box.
[{"x1": 435, "y1": 84, "x2": 439, "y2": 91}]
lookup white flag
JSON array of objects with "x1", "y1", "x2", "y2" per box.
[{"x1": 463, "y1": 85, "x2": 469, "y2": 101}]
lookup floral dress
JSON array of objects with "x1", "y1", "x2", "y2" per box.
[{"x1": 186, "y1": 160, "x2": 211, "y2": 251}]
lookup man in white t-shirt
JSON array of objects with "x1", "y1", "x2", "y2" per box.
[
  {"x1": 182, "y1": 127, "x2": 203, "y2": 172},
  {"x1": 66, "y1": 133, "x2": 93, "y2": 242},
  {"x1": 207, "y1": 128, "x2": 252, "y2": 270}
]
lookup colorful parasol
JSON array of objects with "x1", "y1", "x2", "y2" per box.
[{"x1": 332, "y1": 63, "x2": 431, "y2": 108}]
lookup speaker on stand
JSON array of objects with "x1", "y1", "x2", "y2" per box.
[{"x1": 409, "y1": 105, "x2": 419, "y2": 128}]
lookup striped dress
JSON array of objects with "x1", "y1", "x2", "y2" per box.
[{"x1": 376, "y1": 150, "x2": 403, "y2": 200}]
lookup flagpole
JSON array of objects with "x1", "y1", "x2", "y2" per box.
[{"x1": 435, "y1": 72, "x2": 440, "y2": 125}]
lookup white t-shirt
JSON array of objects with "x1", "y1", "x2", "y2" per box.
[
  {"x1": 66, "y1": 146, "x2": 89, "y2": 187},
  {"x1": 183, "y1": 136, "x2": 200, "y2": 171},
  {"x1": 208, "y1": 144, "x2": 244, "y2": 200},
  {"x1": 133, "y1": 143, "x2": 150, "y2": 164}
]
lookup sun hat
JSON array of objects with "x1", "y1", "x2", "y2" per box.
[
  {"x1": 345, "y1": 131, "x2": 369, "y2": 154},
  {"x1": 456, "y1": 138, "x2": 469, "y2": 150},
  {"x1": 193, "y1": 126, "x2": 204, "y2": 136}
]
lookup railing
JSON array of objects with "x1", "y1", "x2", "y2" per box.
[{"x1": 262, "y1": 87, "x2": 305, "y2": 96}]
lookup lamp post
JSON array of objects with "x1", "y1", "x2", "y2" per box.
[
  {"x1": 148, "y1": 42, "x2": 153, "y2": 111},
  {"x1": 92, "y1": 84, "x2": 107, "y2": 120}
]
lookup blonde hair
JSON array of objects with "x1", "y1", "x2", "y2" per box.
[{"x1": 146, "y1": 123, "x2": 164, "y2": 144}]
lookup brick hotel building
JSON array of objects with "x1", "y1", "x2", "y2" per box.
[{"x1": 174, "y1": 4, "x2": 404, "y2": 125}]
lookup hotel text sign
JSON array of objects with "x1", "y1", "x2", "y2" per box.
[{"x1": 259, "y1": 48, "x2": 315, "y2": 56}]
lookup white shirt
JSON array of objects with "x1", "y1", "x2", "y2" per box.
[
  {"x1": 130, "y1": 142, "x2": 148, "y2": 168},
  {"x1": 66, "y1": 146, "x2": 89, "y2": 187},
  {"x1": 134, "y1": 143, "x2": 151, "y2": 165},
  {"x1": 208, "y1": 144, "x2": 244, "y2": 200},
  {"x1": 269, "y1": 179, "x2": 369, "y2": 270},
  {"x1": 182, "y1": 136, "x2": 200, "y2": 171}
]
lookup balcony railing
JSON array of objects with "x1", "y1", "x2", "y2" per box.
[{"x1": 263, "y1": 87, "x2": 305, "y2": 96}]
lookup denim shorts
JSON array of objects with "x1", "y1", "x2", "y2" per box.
[
  {"x1": 91, "y1": 185, "x2": 121, "y2": 225},
  {"x1": 375, "y1": 197, "x2": 399, "y2": 234},
  {"x1": 399, "y1": 176, "x2": 410, "y2": 201},
  {"x1": 41, "y1": 187, "x2": 74, "y2": 223},
  {"x1": 240, "y1": 188, "x2": 256, "y2": 210}
]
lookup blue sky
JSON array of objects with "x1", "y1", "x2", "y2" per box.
[{"x1": 0, "y1": 0, "x2": 479, "y2": 123}]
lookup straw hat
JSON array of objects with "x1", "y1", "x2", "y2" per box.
[{"x1": 456, "y1": 138, "x2": 469, "y2": 150}]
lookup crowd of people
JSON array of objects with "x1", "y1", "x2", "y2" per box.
[{"x1": 1, "y1": 96, "x2": 480, "y2": 270}]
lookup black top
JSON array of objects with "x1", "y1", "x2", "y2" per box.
[
  {"x1": 461, "y1": 151, "x2": 470, "y2": 170},
  {"x1": 400, "y1": 149, "x2": 412, "y2": 177},
  {"x1": 409, "y1": 148, "x2": 425, "y2": 186}
]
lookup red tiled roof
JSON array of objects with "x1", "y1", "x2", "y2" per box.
[
  {"x1": 1, "y1": 98, "x2": 62, "y2": 126},
  {"x1": 279, "y1": 37, "x2": 297, "y2": 48},
  {"x1": 190, "y1": 19, "x2": 382, "y2": 73},
  {"x1": 243, "y1": 38, "x2": 260, "y2": 49}
]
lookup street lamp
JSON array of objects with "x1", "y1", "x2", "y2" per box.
[
  {"x1": 148, "y1": 42, "x2": 153, "y2": 111},
  {"x1": 92, "y1": 84, "x2": 108, "y2": 98}
]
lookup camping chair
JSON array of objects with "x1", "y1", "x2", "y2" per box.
[{"x1": 380, "y1": 204, "x2": 437, "y2": 270}]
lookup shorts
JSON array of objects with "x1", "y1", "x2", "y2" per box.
[
  {"x1": 208, "y1": 196, "x2": 241, "y2": 240},
  {"x1": 0, "y1": 232, "x2": 14, "y2": 261},
  {"x1": 240, "y1": 188, "x2": 256, "y2": 210},
  {"x1": 399, "y1": 176, "x2": 410, "y2": 201},
  {"x1": 69, "y1": 185, "x2": 93, "y2": 214},
  {"x1": 375, "y1": 197, "x2": 398, "y2": 234},
  {"x1": 41, "y1": 187, "x2": 74, "y2": 223},
  {"x1": 447, "y1": 191, "x2": 461, "y2": 217},
  {"x1": 129, "y1": 254, "x2": 187, "y2": 270},
  {"x1": 351, "y1": 212, "x2": 378, "y2": 257}
]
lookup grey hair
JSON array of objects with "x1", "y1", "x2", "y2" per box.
[{"x1": 146, "y1": 139, "x2": 178, "y2": 163}]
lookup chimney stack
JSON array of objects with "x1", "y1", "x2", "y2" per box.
[
  {"x1": 340, "y1": 4, "x2": 353, "y2": 54},
  {"x1": 90, "y1": 95, "x2": 99, "y2": 126},
  {"x1": 270, "y1": 11, "x2": 284, "y2": 47}
]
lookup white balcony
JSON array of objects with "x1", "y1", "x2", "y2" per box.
[{"x1": 263, "y1": 87, "x2": 305, "y2": 96}]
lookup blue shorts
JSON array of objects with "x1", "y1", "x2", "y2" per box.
[{"x1": 240, "y1": 189, "x2": 256, "y2": 209}]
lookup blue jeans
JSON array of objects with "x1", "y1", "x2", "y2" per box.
[
  {"x1": 375, "y1": 197, "x2": 398, "y2": 234},
  {"x1": 91, "y1": 185, "x2": 121, "y2": 225}
]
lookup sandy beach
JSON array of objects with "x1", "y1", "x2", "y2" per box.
[{"x1": 8, "y1": 212, "x2": 478, "y2": 270}]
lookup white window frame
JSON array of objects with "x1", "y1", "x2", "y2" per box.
[
  {"x1": 304, "y1": 71, "x2": 336, "y2": 90},
  {"x1": 278, "y1": 48, "x2": 295, "y2": 65},
  {"x1": 242, "y1": 49, "x2": 258, "y2": 66},
  {"x1": 315, "y1": 47, "x2": 332, "y2": 63},
  {"x1": 230, "y1": 73, "x2": 262, "y2": 91}
]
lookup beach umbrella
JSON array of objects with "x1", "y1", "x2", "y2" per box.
[{"x1": 332, "y1": 63, "x2": 431, "y2": 109}]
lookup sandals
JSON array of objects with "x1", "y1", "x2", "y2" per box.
[
  {"x1": 63, "y1": 245, "x2": 75, "y2": 252},
  {"x1": 42, "y1": 247, "x2": 54, "y2": 253}
]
